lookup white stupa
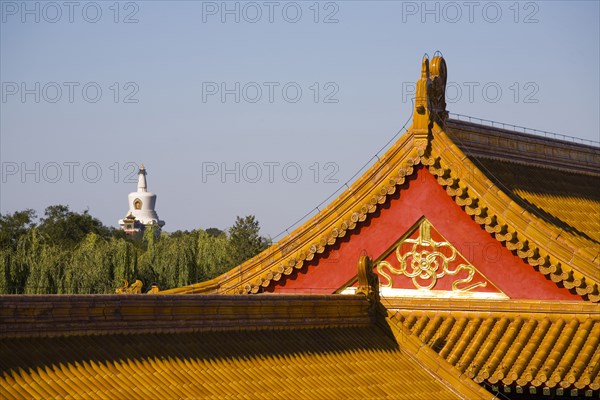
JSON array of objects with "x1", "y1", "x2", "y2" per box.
[{"x1": 118, "y1": 164, "x2": 164, "y2": 236}]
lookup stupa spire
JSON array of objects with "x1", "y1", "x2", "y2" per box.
[{"x1": 137, "y1": 164, "x2": 147, "y2": 193}]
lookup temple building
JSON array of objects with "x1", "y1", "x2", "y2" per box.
[
  {"x1": 118, "y1": 164, "x2": 165, "y2": 237},
  {"x1": 1, "y1": 54, "x2": 598, "y2": 399}
]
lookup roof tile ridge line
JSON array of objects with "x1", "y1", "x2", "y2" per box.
[
  {"x1": 383, "y1": 308, "x2": 600, "y2": 323},
  {"x1": 446, "y1": 116, "x2": 600, "y2": 149},
  {"x1": 0, "y1": 295, "x2": 374, "y2": 338},
  {"x1": 426, "y1": 125, "x2": 600, "y2": 302},
  {"x1": 381, "y1": 310, "x2": 495, "y2": 400},
  {"x1": 458, "y1": 153, "x2": 600, "y2": 178},
  {"x1": 445, "y1": 123, "x2": 600, "y2": 155},
  {"x1": 444, "y1": 123, "x2": 600, "y2": 175},
  {"x1": 169, "y1": 127, "x2": 425, "y2": 295}
]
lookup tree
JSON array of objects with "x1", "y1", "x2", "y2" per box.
[
  {"x1": 0, "y1": 206, "x2": 273, "y2": 293},
  {"x1": 109, "y1": 236, "x2": 138, "y2": 290},
  {"x1": 155, "y1": 232, "x2": 198, "y2": 289},
  {"x1": 0, "y1": 209, "x2": 37, "y2": 250},
  {"x1": 228, "y1": 216, "x2": 269, "y2": 267},
  {"x1": 38, "y1": 205, "x2": 111, "y2": 247},
  {"x1": 63, "y1": 233, "x2": 113, "y2": 294},
  {"x1": 197, "y1": 230, "x2": 232, "y2": 280},
  {"x1": 137, "y1": 225, "x2": 157, "y2": 284}
]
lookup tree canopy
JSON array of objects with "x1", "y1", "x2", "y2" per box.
[
  {"x1": 0, "y1": 206, "x2": 270, "y2": 294},
  {"x1": 0, "y1": 209, "x2": 37, "y2": 249},
  {"x1": 229, "y1": 216, "x2": 270, "y2": 267}
]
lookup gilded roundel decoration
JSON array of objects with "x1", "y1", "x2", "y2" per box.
[
  {"x1": 133, "y1": 199, "x2": 142, "y2": 210},
  {"x1": 376, "y1": 218, "x2": 497, "y2": 293}
]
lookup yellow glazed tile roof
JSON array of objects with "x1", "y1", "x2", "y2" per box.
[
  {"x1": 467, "y1": 158, "x2": 600, "y2": 244},
  {"x1": 0, "y1": 294, "x2": 492, "y2": 400},
  {"x1": 445, "y1": 119, "x2": 600, "y2": 246},
  {"x1": 1, "y1": 327, "x2": 465, "y2": 400},
  {"x1": 385, "y1": 297, "x2": 600, "y2": 395}
]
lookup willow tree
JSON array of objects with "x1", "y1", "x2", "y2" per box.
[
  {"x1": 137, "y1": 225, "x2": 160, "y2": 290},
  {"x1": 23, "y1": 232, "x2": 67, "y2": 294},
  {"x1": 12, "y1": 229, "x2": 44, "y2": 294},
  {"x1": 109, "y1": 237, "x2": 138, "y2": 290},
  {"x1": 154, "y1": 232, "x2": 198, "y2": 289},
  {"x1": 0, "y1": 247, "x2": 9, "y2": 293},
  {"x1": 197, "y1": 230, "x2": 233, "y2": 281},
  {"x1": 0, "y1": 229, "x2": 66, "y2": 294},
  {"x1": 64, "y1": 233, "x2": 113, "y2": 294}
]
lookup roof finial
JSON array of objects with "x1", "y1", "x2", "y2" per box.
[
  {"x1": 428, "y1": 53, "x2": 448, "y2": 124},
  {"x1": 412, "y1": 52, "x2": 448, "y2": 134},
  {"x1": 413, "y1": 56, "x2": 430, "y2": 133}
]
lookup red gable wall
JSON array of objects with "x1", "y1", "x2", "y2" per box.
[{"x1": 266, "y1": 166, "x2": 582, "y2": 301}]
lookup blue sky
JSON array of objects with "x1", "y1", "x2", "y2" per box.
[{"x1": 1, "y1": 1, "x2": 599, "y2": 238}]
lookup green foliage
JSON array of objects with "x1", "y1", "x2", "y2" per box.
[
  {"x1": 205, "y1": 227, "x2": 224, "y2": 237},
  {"x1": 0, "y1": 206, "x2": 269, "y2": 294},
  {"x1": 155, "y1": 232, "x2": 198, "y2": 289},
  {"x1": 23, "y1": 230, "x2": 67, "y2": 294},
  {"x1": 64, "y1": 233, "x2": 113, "y2": 294},
  {"x1": 197, "y1": 230, "x2": 232, "y2": 280},
  {"x1": 38, "y1": 205, "x2": 111, "y2": 247},
  {"x1": 228, "y1": 216, "x2": 270, "y2": 267},
  {"x1": 110, "y1": 237, "x2": 137, "y2": 289},
  {"x1": 0, "y1": 209, "x2": 37, "y2": 250}
]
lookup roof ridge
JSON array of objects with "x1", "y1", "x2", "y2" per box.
[
  {"x1": 465, "y1": 154, "x2": 600, "y2": 178},
  {"x1": 445, "y1": 120, "x2": 600, "y2": 175},
  {"x1": 0, "y1": 294, "x2": 372, "y2": 339},
  {"x1": 448, "y1": 114, "x2": 600, "y2": 148}
]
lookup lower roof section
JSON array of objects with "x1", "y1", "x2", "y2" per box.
[
  {"x1": 0, "y1": 294, "x2": 492, "y2": 400},
  {"x1": 2, "y1": 326, "x2": 465, "y2": 400}
]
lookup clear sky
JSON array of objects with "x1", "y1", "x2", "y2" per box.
[{"x1": 1, "y1": 0, "x2": 599, "y2": 239}]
